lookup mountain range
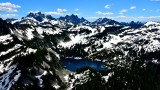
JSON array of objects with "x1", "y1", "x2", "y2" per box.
[
  {"x1": 7, "y1": 11, "x2": 143, "y2": 28},
  {"x1": 0, "y1": 11, "x2": 160, "y2": 90}
]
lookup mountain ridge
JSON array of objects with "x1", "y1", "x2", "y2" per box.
[{"x1": 6, "y1": 12, "x2": 144, "y2": 27}]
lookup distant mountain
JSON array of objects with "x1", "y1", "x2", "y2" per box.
[
  {"x1": 25, "y1": 12, "x2": 46, "y2": 22},
  {"x1": 25, "y1": 11, "x2": 56, "y2": 21},
  {"x1": 92, "y1": 18, "x2": 121, "y2": 25},
  {"x1": 46, "y1": 15, "x2": 56, "y2": 20},
  {"x1": 59, "y1": 14, "x2": 91, "y2": 25},
  {"x1": 121, "y1": 21, "x2": 144, "y2": 28},
  {"x1": 13, "y1": 12, "x2": 71, "y2": 27},
  {"x1": 6, "y1": 18, "x2": 18, "y2": 23}
]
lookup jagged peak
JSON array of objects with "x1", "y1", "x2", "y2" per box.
[
  {"x1": 46, "y1": 15, "x2": 55, "y2": 20},
  {"x1": 92, "y1": 17, "x2": 120, "y2": 25},
  {"x1": 130, "y1": 21, "x2": 143, "y2": 24},
  {"x1": 27, "y1": 11, "x2": 45, "y2": 18},
  {"x1": 71, "y1": 14, "x2": 78, "y2": 17},
  {"x1": 81, "y1": 17, "x2": 85, "y2": 20},
  {"x1": 93, "y1": 17, "x2": 115, "y2": 23},
  {"x1": 24, "y1": 11, "x2": 56, "y2": 22},
  {"x1": 60, "y1": 14, "x2": 79, "y2": 19},
  {"x1": 59, "y1": 14, "x2": 90, "y2": 25}
]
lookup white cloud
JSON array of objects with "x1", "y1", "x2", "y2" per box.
[
  {"x1": 105, "y1": 12, "x2": 114, "y2": 15},
  {"x1": 0, "y1": 14, "x2": 17, "y2": 19},
  {"x1": 44, "y1": 12, "x2": 62, "y2": 16},
  {"x1": 44, "y1": 8, "x2": 67, "y2": 16},
  {"x1": 119, "y1": 12, "x2": 123, "y2": 15},
  {"x1": 104, "y1": 5, "x2": 110, "y2": 9},
  {"x1": 120, "y1": 9, "x2": 128, "y2": 13},
  {"x1": 150, "y1": 0, "x2": 160, "y2": 1},
  {"x1": 88, "y1": 17, "x2": 100, "y2": 19},
  {"x1": 86, "y1": 17, "x2": 101, "y2": 22},
  {"x1": 0, "y1": 2, "x2": 21, "y2": 12},
  {"x1": 142, "y1": 8, "x2": 146, "y2": 11},
  {"x1": 130, "y1": 6, "x2": 136, "y2": 10},
  {"x1": 96, "y1": 11, "x2": 113, "y2": 15},
  {"x1": 57, "y1": 8, "x2": 67, "y2": 12},
  {"x1": 74, "y1": 13, "x2": 80, "y2": 16},
  {"x1": 119, "y1": 9, "x2": 128, "y2": 14},
  {"x1": 75, "y1": 9, "x2": 79, "y2": 11},
  {"x1": 28, "y1": 11, "x2": 40, "y2": 13},
  {"x1": 96, "y1": 11, "x2": 102, "y2": 14}
]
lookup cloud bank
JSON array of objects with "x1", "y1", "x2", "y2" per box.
[{"x1": 0, "y1": 2, "x2": 21, "y2": 12}]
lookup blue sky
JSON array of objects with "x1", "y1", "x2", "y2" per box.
[{"x1": 0, "y1": 0, "x2": 160, "y2": 22}]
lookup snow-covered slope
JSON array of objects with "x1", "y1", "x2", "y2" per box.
[
  {"x1": 1, "y1": 11, "x2": 160, "y2": 90},
  {"x1": 0, "y1": 18, "x2": 68, "y2": 90}
]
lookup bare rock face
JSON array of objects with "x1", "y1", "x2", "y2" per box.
[{"x1": 0, "y1": 18, "x2": 12, "y2": 35}]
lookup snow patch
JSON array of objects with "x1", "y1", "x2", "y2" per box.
[
  {"x1": 144, "y1": 21, "x2": 160, "y2": 27},
  {"x1": 0, "y1": 34, "x2": 13, "y2": 45},
  {"x1": 0, "y1": 44, "x2": 22, "y2": 56},
  {"x1": 102, "y1": 72, "x2": 114, "y2": 83},
  {"x1": 0, "y1": 65, "x2": 21, "y2": 90},
  {"x1": 35, "y1": 71, "x2": 47, "y2": 87},
  {"x1": 53, "y1": 83, "x2": 60, "y2": 89}
]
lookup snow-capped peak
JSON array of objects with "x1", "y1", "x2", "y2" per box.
[
  {"x1": 144, "y1": 21, "x2": 160, "y2": 27},
  {"x1": 26, "y1": 11, "x2": 46, "y2": 22},
  {"x1": 92, "y1": 17, "x2": 120, "y2": 25}
]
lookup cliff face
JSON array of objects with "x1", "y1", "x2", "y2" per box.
[
  {"x1": 0, "y1": 18, "x2": 12, "y2": 35},
  {"x1": 10, "y1": 49, "x2": 67, "y2": 90}
]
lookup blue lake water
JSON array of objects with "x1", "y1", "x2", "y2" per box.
[{"x1": 61, "y1": 58, "x2": 106, "y2": 71}]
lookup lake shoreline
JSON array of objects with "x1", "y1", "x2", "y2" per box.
[{"x1": 60, "y1": 57, "x2": 106, "y2": 72}]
